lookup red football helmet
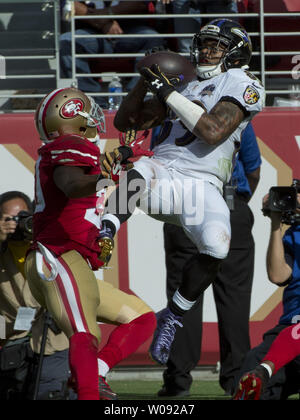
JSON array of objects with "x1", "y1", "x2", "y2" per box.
[{"x1": 35, "y1": 87, "x2": 106, "y2": 143}]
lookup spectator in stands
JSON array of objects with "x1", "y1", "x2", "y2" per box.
[
  {"x1": 60, "y1": 1, "x2": 164, "y2": 108},
  {"x1": 233, "y1": 189, "x2": 300, "y2": 400},
  {"x1": 157, "y1": 122, "x2": 261, "y2": 397},
  {"x1": 0, "y1": 191, "x2": 74, "y2": 400},
  {"x1": 171, "y1": 0, "x2": 238, "y2": 53},
  {"x1": 0, "y1": 3, "x2": 56, "y2": 111}
]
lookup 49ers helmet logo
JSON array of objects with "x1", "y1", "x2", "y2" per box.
[{"x1": 60, "y1": 98, "x2": 84, "y2": 118}]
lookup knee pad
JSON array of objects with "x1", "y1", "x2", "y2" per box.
[{"x1": 201, "y1": 221, "x2": 230, "y2": 259}]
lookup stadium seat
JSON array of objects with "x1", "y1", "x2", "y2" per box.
[{"x1": 0, "y1": 3, "x2": 56, "y2": 92}]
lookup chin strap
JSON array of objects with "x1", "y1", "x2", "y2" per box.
[{"x1": 196, "y1": 62, "x2": 223, "y2": 80}]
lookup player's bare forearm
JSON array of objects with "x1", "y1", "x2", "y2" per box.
[
  {"x1": 114, "y1": 77, "x2": 167, "y2": 131},
  {"x1": 53, "y1": 166, "x2": 99, "y2": 199},
  {"x1": 266, "y1": 219, "x2": 292, "y2": 284},
  {"x1": 195, "y1": 100, "x2": 244, "y2": 145}
]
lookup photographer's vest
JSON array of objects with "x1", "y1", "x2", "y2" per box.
[{"x1": 0, "y1": 241, "x2": 69, "y2": 355}]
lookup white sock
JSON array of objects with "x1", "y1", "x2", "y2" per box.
[
  {"x1": 172, "y1": 289, "x2": 196, "y2": 311},
  {"x1": 98, "y1": 358, "x2": 110, "y2": 378},
  {"x1": 260, "y1": 363, "x2": 273, "y2": 378}
]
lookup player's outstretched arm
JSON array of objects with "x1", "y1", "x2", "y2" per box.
[
  {"x1": 139, "y1": 64, "x2": 245, "y2": 145},
  {"x1": 114, "y1": 77, "x2": 167, "y2": 132}
]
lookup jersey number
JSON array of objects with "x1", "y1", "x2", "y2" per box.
[{"x1": 153, "y1": 120, "x2": 196, "y2": 148}]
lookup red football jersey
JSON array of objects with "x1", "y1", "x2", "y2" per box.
[{"x1": 33, "y1": 134, "x2": 104, "y2": 270}]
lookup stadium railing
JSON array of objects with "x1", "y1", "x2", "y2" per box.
[{"x1": 0, "y1": 0, "x2": 299, "y2": 111}]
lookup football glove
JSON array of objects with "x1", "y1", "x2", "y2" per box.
[
  {"x1": 101, "y1": 148, "x2": 124, "y2": 183},
  {"x1": 101, "y1": 129, "x2": 153, "y2": 182},
  {"x1": 119, "y1": 128, "x2": 153, "y2": 158},
  {"x1": 139, "y1": 64, "x2": 179, "y2": 103}
]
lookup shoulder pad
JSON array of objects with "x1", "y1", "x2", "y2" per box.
[
  {"x1": 44, "y1": 135, "x2": 100, "y2": 167},
  {"x1": 243, "y1": 70, "x2": 263, "y2": 87}
]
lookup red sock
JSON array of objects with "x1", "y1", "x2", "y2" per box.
[
  {"x1": 98, "y1": 311, "x2": 156, "y2": 369},
  {"x1": 69, "y1": 332, "x2": 100, "y2": 400},
  {"x1": 262, "y1": 323, "x2": 300, "y2": 374}
]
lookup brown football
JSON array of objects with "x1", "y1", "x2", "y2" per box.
[{"x1": 137, "y1": 51, "x2": 197, "y2": 87}]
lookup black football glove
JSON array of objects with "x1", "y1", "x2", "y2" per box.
[{"x1": 139, "y1": 64, "x2": 179, "y2": 103}]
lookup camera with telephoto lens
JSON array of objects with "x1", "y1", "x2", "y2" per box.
[
  {"x1": 5, "y1": 210, "x2": 33, "y2": 240},
  {"x1": 262, "y1": 179, "x2": 300, "y2": 225}
]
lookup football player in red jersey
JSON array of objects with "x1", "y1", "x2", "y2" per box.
[{"x1": 24, "y1": 87, "x2": 156, "y2": 400}]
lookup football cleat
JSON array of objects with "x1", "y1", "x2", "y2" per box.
[
  {"x1": 98, "y1": 376, "x2": 118, "y2": 400},
  {"x1": 149, "y1": 308, "x2": 183, "y2": 365},
  {"x1": 233, "y1": 365, "x2": 269, "y2": 400},
  {"x1": 98, "y1": 224, "x2": 114, "y2": 267},
  {"x1": 157, "y1": 385, "x2": 190, "y2": 398}
]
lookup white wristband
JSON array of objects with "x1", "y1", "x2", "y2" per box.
[
  {"x1": 260, "y1": 363, "x2": 273, "y2": 378},
  {"x1": 166, "y1": 91, "x2": 205, "y2": 133}
]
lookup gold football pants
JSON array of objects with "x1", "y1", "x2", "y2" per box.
[{"x1": 25, "y1": 249, "x2": 152, "y2": 344}]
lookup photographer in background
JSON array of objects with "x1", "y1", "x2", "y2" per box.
[
  {"x1": 233, "y1": 182, "x2": 300, "y2": 400},
  {"x1": 0, "y1": 191, "x2": 74, "y2": 400}
]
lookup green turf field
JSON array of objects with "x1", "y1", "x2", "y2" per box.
[
  {"x1": 109, "y1": 379, "x2": 299, "y2": 400},
  {"x1": 109, "y1": 380, "x2": 232, "y2": 400}
]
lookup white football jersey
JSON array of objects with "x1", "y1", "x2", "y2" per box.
[{"x1": 152, "y1": 68, "x2": 265, "y2": 190}]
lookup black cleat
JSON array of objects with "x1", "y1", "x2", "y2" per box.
[{"x1": 157, "y1": 385, "x2": 190, "y2": 398}]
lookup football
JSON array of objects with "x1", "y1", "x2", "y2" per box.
[{"x1": 137, "y1": 51, "x2": 197, "y2": 87}]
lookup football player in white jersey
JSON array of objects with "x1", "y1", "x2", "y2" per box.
[{"x1": 99, "y1": 18, "x2": 265, "y2": 365}]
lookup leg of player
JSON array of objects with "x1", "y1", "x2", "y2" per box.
[
  {"x1": 261, "y1": 323, "x2": 300, "y2": 374},
  {"x1": 233, "y1": 324, "x2": 300, "y2": 400},
  {"x1": 94, "y1": 281, "x2": 157, "y2": 399},
  {"x1": 149, "y1": 253, "x2": 222, "y2": 365},
  {"x1": 96, "y1": 312, "x2": 156, "y2": 399},
  {"x1": 149, "y1": 180, "x2": 230, "y2": 365},
  {"x1": 25, "y1": 250, "x2": 102, "y2": 401}
]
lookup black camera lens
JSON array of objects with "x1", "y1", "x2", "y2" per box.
[
  {"x1": 276, "y1": 195, "x2": 294, "y2": 211},
  {"x1": 263, "y1": 182, "x2": 300, "y2": 225}
]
